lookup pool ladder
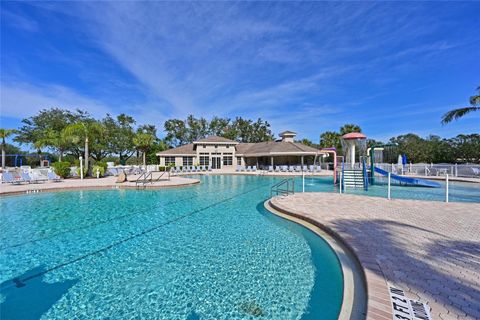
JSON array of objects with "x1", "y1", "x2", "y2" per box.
[
  {"x1": 270, "y1": 178, "x2": 295, "y2": 197},
  {"x1": 135, "y1": 170, "x2": 170, "y2": 189}
]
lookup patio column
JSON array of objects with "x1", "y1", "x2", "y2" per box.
[
  {"x1": 301, "y1": 156, "x2": 304, "y2": 166},
  {"x1": 271, "y1": 156, "x2": 274, "y2": 166}
]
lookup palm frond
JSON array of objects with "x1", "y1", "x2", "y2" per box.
[{"x1": 441, "y1": 106, "x2": 480, "y2": 124}]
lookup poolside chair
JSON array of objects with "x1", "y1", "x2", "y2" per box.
[
  {"x1": 288, "y1": 166, "x2": 294, "y2": 173},
  {"x1": 294, "y1": 166, "x2": 301, "y2": 172},
  {"x1": 246, "y1": 166, "x2": 252, "y2": 172},
  {"x1": 236, "y1": 165, "x2": 241, "y2": 172},
  {"x1": 2, "y1": 172, "x2": 23, "y2": 184},
  {"x1": 48, "y1": 172, "x2": 62, "y2": 182},
  {"x1": 208, "y1": 165, "x2": 212, "y2": 171},
  {"x1": 20, "y1": 172, "x2": 35, "y2": 183},
  {"x1": 252, "y1": 166, "x2": 257, "y2": 172},
  {"x1": 302, "y1": 165, "x2": 308, "y2": 172},
  {"x1": 268, "y1": 165, "x2": 273, "y2": 172}
]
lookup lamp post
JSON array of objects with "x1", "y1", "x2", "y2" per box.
[{"x1": 79, "y1": 156, "x2": 83, "y2": 180}]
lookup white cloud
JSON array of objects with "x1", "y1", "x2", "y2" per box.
[{"x1": 0, "y1": 83, "x2": 112, "y2": 119}]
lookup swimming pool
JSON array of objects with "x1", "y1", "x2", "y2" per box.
[
  {"x1": 301, "y1": 176, "x2": 480, "y2": 203},
  {"x1": 0, "y1": 175, "x2": 344, "y2": 320}
]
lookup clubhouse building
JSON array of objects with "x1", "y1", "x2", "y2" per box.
[{"x1": 157, "y1": 131, "x2": 327, "y2": 170}]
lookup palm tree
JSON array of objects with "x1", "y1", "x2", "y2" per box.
[
  {"x1": 0, "y1": 129, "x2": 16, "y2": 169},
  {"x1": 133, "y1": 132, "x2": 155, "y2": 167},
  {"x1": 63, "y1": 121, "x2": 102, "y2": 175},
  {"x1": 442, "y1": 86, "x2": 480, "y2": 124}
]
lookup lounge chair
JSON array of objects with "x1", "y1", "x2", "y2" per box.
[
  {"x1": 240, "y1": 166, "x2": 245, "y2": 172},
  {"x1": 236, "y1": 165, "x2": 241, "y2": 172},
  {"x1": 288, "y1": 166, "x2": 294, "y2": 172},
  {"x1": 208, "y1": 165, "x2": 212, "y2": 171},
  {"x1": 252, "y1": 166, "x2": 257, "y2": 172},
  {"x1": 302, "y1": 165, "x2": 308, "y2": 172},
  {"x1": 246, "y1": 166, "x2": 252, "y2": 172},
  {"x1": 268, "y1": 166, "x2": 273, "y2": 172},
  {"x1": 2, "y1": 172, "x2": 23, "y2": 184},
  {"x1": 48, "y1": 172, "x2": 62, "y2": 182},
  {"x1": 308, "y1": 165, "x2": 314, "y2": 172}
]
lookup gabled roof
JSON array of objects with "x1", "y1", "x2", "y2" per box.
[
  {"x1": 193, "y1": 136, "x2": 238, "y2": 144},
  {"x1": 156, "y1": 143, "x2": 195, "y2": 155},
  {"x1": 279, "y1": 130, "x2": 297, "y2": 136},
  {"x1": 236, "y1": 141, "x2": 320, "y2": 156}
]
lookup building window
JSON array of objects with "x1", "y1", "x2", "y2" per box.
[
  {"x1": 203, "y1": 145, "x2": 206, "y2": 148},
  {"x1": 237, "y1": 157, "x2": 242, "y2": 165},
  {"x1": 199, "y1": 155, "x2": 209, "y2": 166},
  {"x1": 223, "y1": 156, "x2": 233, "y2": 166},
  {"x1": 183, "y1": 156, "x2": 193, "y2": 166},
  {"x1": 226, "y1": 145, "x2": 230, "y2": 148},
  {"x1": 165, "y1": 156, "x2": 176, "y2": 166}
]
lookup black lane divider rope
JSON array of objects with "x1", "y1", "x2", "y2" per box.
[
  {"x1": 1, "y1": 182, "x2": 257, "y2": 251},
  {"x1": 5, "y1": 182, "x2": 271, "y2": 290}
]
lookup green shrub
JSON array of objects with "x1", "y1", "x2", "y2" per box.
[
  {"x1": 76, "y1": 167, "x2": 87, "y2": 178},
  {"x1": 95, "y1": 161, "x2": 108, "y2": 171},
  {"x1": 92, "y1": 165, "x2": 106, "y2": 177},
  {"x1": 51, "y1": 161, "x2": 71, "y2": 178}
]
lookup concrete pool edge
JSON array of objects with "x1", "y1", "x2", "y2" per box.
[
  {"x1": 264, "y1": 200, "x2": 369, "y2": 320},
  {"x1": 0, "y1": 177, "x2": 200, "y2": 197}
]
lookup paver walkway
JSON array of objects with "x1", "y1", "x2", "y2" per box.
[{"x1": 270, "y1": 193, "x2": 480, "y2": 320}]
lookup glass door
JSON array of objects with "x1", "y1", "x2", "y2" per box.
[{"x1": 211, "y1": 157, "x2": 221, "y2": 169}]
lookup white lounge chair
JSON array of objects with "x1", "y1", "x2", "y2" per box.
[
  {"x1": 252, "y1": 166, "x2": 257, "y2": 172},
  {"x1": 236, "y1": 165, "x2": 241, "y2": 172},
  {"x1": 288, "y1": 166, "x2": 294, "y2": 172},
  {"x1": 208, "y1": 165, "x2": 212, "y2": 171},
  {"x1": 2, "y1": 172, "x2": 23, "y2": 184},
  {"x1": 246, "y1": 166, "x2": 252, "y2": 172},
  {"x1": 48, "y1": 172, "x2": 62, "y2": 182},
  {"x1": 268, "y1": 166, "x2": 273, "y2": 172},
  {"x1": 308, "y1": 165, "x2": 314, "y2": 172}
]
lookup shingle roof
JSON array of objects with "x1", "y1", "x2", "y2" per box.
[
  {"x1": 194, "y1": 136, "x2": 238, "y2": 143},
  {"x1": 157, "y1": 140, "x2": 321, "y2": 156},
  {"x1": 156, "y1": 143, "x2": 195, "y2": 155},
  {"x1": 237, "y1": 141, "x2": 319, "y2": 156}
]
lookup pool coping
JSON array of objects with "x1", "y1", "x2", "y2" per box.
[
  {"x1": 267, "y1": 198, "x2": 392, "y2": 320},
  {"x1": 265, "y1": 200, "x2": 368, "y2": 320},
  {"x1": 0, "y1": 178, "x2": 200, "y2": 197}
]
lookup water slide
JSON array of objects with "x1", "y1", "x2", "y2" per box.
[{"x1": 373, "y1": 166, "x2": 441, "y2": 188}]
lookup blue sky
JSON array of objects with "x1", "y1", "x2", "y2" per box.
[{"x1": 1, "y1": 1, "x2": 479, "y2": 145}]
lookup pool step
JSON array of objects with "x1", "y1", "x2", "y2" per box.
[{"x1": 343, "y1": 169, "x2": 364, "y2": 188}]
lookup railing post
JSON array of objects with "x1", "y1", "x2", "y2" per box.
[
  {"x1": 445, "y1": 174, "x2": 449, "y2": 203},
  {"x1": 339, "y1": 171, "x2": 343, "y2": 194},
  {"x1": 455, "y1": 163, "x2": 458, "y2": 177},
  {"x1": 387, "y1": 172, "x2": 391, "y2": 200},
  {"x1": 302, "y1": 171, "x2": 305, "y2": 193}
]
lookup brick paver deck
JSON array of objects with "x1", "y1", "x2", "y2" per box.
[{"x1": 269, "y1": 193, "x2": 480, "y2": 320}]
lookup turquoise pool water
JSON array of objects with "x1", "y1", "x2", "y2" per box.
[
  {"x1": 301, "y1": 176, "x2": 480, "y2": 203},
  {"x1": 0, "y1": 175, "x2": 344, "y2": 320}
]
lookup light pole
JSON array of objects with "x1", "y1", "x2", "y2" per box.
[{"x1": 79, "y1": 156, "x2": 83, "y2": 180}]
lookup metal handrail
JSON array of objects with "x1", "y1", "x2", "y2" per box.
[
  {"x1": 136, "y1": 171, "x2": 152, "y2": 187},
  {"x1": 270, "y1": 178, "x2": 295, "y2": 197}
]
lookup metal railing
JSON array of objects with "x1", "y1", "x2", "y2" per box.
[
  {"x1": 374, "y1": 163, "x2": 480, "y2": 179},
  {"x1": 270, "y1": 178, "x2": 295, "y2": 197},
  {"x1": 135, "y1": 170, "x2": 171, "y2": 188}
]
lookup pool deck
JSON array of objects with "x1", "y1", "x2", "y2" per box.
[
  {"x1": 0, "y1": 174, "x2": 200, "y2": 196},
  {"x1": 269, "y1": 193, "x2": 480, "y2": 320}
]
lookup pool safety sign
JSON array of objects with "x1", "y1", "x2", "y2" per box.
[{"x1": 388, "y1": 285, "x2": 431, "y2": 320}]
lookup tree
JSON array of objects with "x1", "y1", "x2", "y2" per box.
[
  {"x1": 209, "y1": 117, "x2": 231, "y2": 136},
  {"x1": 14, "y1": 108, "x2": 90, "y2": 162},
  {"x1": 442, "y1": 86, "x2": 480, "y2": 124},
  {"x1": 133, "y1": 127, "x2": 156, "y2": 167},
  {"x1": 319, "y1": 131, "x2": 341, "y2": 149},
  {"x1": 339, "y1": 124, "x2": 362, "y2": 135},
  {"x1": 63, "y1": 120, "x2": 103, "y2": 175},
  {"x1": 102, "y1": 114, "x2": 136, "y2": 164},
  {"x1": 164, "y1": 119, "x2": 188, "y2": 146},
  {"x1": 0, "y1": 129, "x2": 16, "y2": 169}
]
